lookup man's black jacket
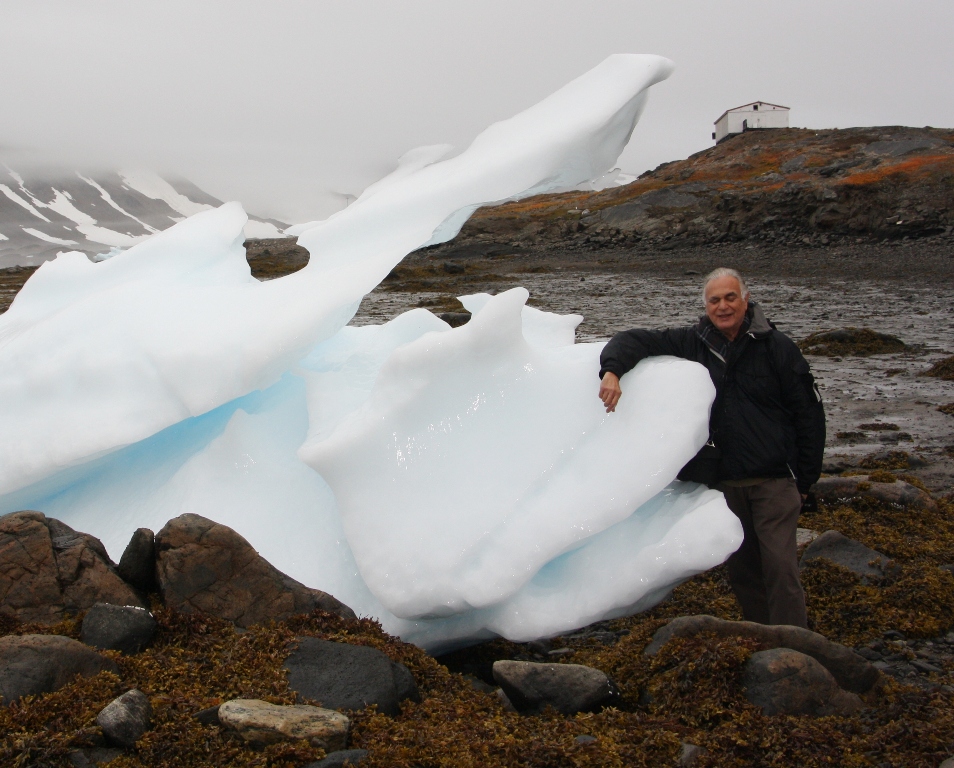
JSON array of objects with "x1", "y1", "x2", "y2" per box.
[{"x1": 599, "y1": 303, "x2": 825, "y2": 494}]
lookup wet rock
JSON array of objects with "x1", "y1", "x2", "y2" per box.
[
  {"x1": 743, "y1": 648, "x2": 863, "y2": 716},
  {"x1": 80, "y1": 603, "x2": 157, "y2": 655},
  {"x1": 284, "y1": 637, "x2": 419, "y2": 716},
  {"x1": 96, "y1": 689, "x2": 152, "y2": 748},
  {"x1": 155, "y1": 514, "x2": 355, "y2": 628},
  {"x1": 644, "y1": 615, "x2": 879, "y2": 693},
  {"x1": 306, "y1": 749, "x2": 370, "y2": 767},
  {"x1": 116, "y1": 528, "x2": 156, "y2": 593},
  {"x1": 438, "y1": 311, "x2": 471, "y2": 327},
  {"x1": 0, "y1": 634, "x2": 119, "y2": 705},
  {"x1": 0, "y1": 511, "x2": 145, "y2": 624},
  {"x1": 491, "y1": 660, "x2": 620, "y2": 715},
  {"x1": 218, "y1": 699, "x2": 349, "y2": 750},
  {"x1": 67, "y1": 748, "x2": 124, "y2": 767},
  {"x1": 800, "y1": 530, "x2": 891, "y2": 580},
  {"x1": 811, "y1": 475, "x2": 937, "y2": 511}
]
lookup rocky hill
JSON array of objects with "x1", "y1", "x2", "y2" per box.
[{"x1": 431, "y1": 126, "x2": 954, "y2": 256}]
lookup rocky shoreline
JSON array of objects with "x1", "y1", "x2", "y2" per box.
[{"x1": 2, "y1": 468, "x2": 954, "y2": 766}]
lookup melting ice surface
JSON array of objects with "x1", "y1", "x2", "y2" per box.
[{"x1": 0, "y1": 55, "x2": 742, "y2": 652}]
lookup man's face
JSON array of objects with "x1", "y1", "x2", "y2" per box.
[{"x1": 704, "y1": 276, "x2": 748, "y2": 340}]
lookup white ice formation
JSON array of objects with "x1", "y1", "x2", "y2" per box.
[{"x1": 0, "y1": 55, "x2": 742, "y2": 652}]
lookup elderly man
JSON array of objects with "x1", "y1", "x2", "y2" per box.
[{"x1": 598, "y1": 268, "x2": 825, "y2": 628}]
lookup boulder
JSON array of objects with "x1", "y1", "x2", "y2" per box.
[
  {"x1": 811, "y1": 476, "x2": 936, "y2": 511},
  {"x1": 800, "y1": 530, "x2": 891, "y2": 580},
  {"x1": 742, "y1": 648, "x2": 863, "y2": 716},
  {"x1": 96, "y1": 689, "x2": 152, "y2": 748},
  {"x1": 0, "y1": 511, "x2": 145, "y2": 624},
  {"x1": 155, "y1": 514, "x2": 355, "y2": 628},
  {"x1": 116, "y1": 528, "x2": 156, "y2": 593},
  {"x1": 218, "y1": 699, "x2": 349, "y2": 750},
  {"x1": 491, "y1": 660, "x2": 619, "y2": 715},
  {"x1": 0, "y1": 634, "x2": 119, "y2": 705},
  {"x1": 284, "y1": 637, "x2": 419, "y2": 716},
  {"x1": 644, "y1": 615, "x2": 879, "y2": 693},
  {"x1": 81, "y1": 603, "x2": 157, "y2": 655},
  {"x1": 306, "y1": 749, "x2": 370, "y2": 767}
]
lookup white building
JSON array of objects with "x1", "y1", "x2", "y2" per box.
[{"x1": 713, "y1": 101, "x2": 790, "y2": 143}]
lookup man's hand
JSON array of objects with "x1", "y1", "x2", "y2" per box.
[{"x1": 599, "y1": 372, "x2": 622, "y2": 413}]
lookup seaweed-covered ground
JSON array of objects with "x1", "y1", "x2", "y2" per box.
[{"x1": 2, "y1": 484, "x2": 953, "y2": 767}]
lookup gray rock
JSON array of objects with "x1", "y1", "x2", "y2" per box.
[
  {"x1": 644, "y1": 615, "x2": 880, "y2": 693},
  {"x1": 155, "y1": 514, "x2": 355, "y2": 628},
  {"x1": 574, "y1": 735, "x2": 597, "y2": 745},
  {"x1": 743, "y1": 648, "x2": 863, "y2": 716},
  {"x1": 800, "y1": 530, "x2": 891, "y2": 580},
  {"x1": 811, "y1": 475, "x2": 936, "y2": 511},
  {"x1": 679, "y1": 742, "x2": 707, "y2": 767},
  {"x1": 306, "y1": 749, "x2": 370, "y2": 767},
  {"x1": 67, "y1": 748, "x2": 124, "y2": 767},
  {"x1": 81, "y1": 603, "x2": 157, "y2": 655},
  {"x1": 218, "y1": 698, "x2": 349, "y2": 750},
  {"x1": 96, "y1": 689, "x2": 152, "y2": 748},
  {"x1": 0, "y1": 634, "x2": 119, "y2": 705},
  {"x1": 491, "y1": 660, "x2": 619, "y2": 715},
  {"x1": 939, "y1": 758, "x2": 954, "y2": 768},
  {"x1": 116, "y1": 528, "x2": 156, "y2": 593},
  {"x1": 284, "y1": 637, "x2": 419, "y2": 716},
  {"x1": 0, "y1": 511, "x2": 145, "y2": 625}
]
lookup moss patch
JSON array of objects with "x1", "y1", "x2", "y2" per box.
[
  {"x1": 798, "y1": 328, "x2": 907, "y2": 357},
  {"x1": 923, "y1": 355, "x2": 954, "y2": 380}
]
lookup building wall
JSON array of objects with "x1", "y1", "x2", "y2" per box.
[{"x1": 714, "y1": 103, "x2": 789, "y2": 142}]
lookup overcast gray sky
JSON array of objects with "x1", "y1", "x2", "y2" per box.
[{"x1": 3, "y1": 1, "x2": 952, "y2": 224}]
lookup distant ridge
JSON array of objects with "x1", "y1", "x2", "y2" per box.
[{"x1": 0, "y1": 164, "x2": 288, "y2": 267}]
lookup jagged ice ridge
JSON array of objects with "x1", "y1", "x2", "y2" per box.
[{"x1": 0, "y1": 55, "x2": 742, "y2": 651}]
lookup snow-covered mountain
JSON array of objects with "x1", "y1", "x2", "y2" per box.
[{"x1": 0, "y1": 164, "x2": 287, "y2": 267}]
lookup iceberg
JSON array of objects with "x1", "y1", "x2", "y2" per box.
[{"x1": 0, "y1": 54, "x2": 742, "y2": 651}]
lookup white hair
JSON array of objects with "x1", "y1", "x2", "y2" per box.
[{"x1": 702, "y1": 267, "x2": 749, "y2": 302}]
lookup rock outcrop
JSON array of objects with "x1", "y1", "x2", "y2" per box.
[
  {"x1": 155, "y1": 514, "x2": 355, "y2": 628},
  {"x1": 218, "y1": 699, "x2": 350, "y2": 750},
  {"x1": 420, "y1": 126, "x2": 954, "y2": 253},
  {"x1": 283, "y1": 637, "x2": 419, "y2": 716},
  {"x1": 491, "y1": 660, "x2": 620, "y2": 715},
  {"x1": 644, "y1": 615, "x2": 880, "y2": 694},
  {"x1": 0, "y1": 634, "x2": 119, "y2": 705},
  {"x1": 0, "y1": 511, "x2": 145, "y2": 624},
  {"x1": 742, "y1": 648, "x2": 863, "y2": 716}
]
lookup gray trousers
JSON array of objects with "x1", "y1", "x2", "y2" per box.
[{"x1": 718, "y1": 477, "x2": 808, "y2": 628}]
